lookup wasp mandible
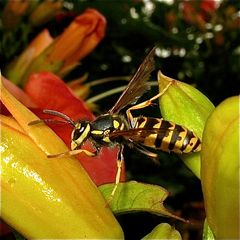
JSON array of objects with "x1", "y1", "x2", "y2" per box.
[{"x1": 29, "y1": 47, "x2": 201, "y2": 198}]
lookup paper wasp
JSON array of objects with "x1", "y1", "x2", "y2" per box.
[{"x1": 29, "y1": 47, "x2": 201, "y2": 198}]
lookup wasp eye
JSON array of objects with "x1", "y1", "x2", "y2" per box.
[
  {"x1": 72, "y1": 130, "x2": 81, "y2": 141},
  {"x1": 72, "y1": 122, "x2": 91, "y2": 143}
]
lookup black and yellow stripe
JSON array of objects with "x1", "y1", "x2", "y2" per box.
[{"x1": 133, "y1": 117, "x2": 201, "y2": 154}]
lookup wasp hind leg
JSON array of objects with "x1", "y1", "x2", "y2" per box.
[
  {"x1": 126, "y1": 81, "x2": 172, "y2": 126},
  {"x1": 47, "y1": 149, "x2": 97, "y2": 158}
]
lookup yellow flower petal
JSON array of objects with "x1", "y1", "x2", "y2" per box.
[
  {"x1": 201, "y1": 96, "x2": 239, "y2": 239},
  {"x1": 0, "y1": 75, "x2": 124, "y2": 238},
  {"x1": 0, "y1": 115, "x2": 24, "y2": 133}
]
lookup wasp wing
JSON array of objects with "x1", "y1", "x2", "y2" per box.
[
  {"x1": 109, "y1": 127, "x2": 173, "y2": 141},
  {"x1": 108, "y1": 47, "x2": 156, "y2": 114}
]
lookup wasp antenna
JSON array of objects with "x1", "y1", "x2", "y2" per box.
[
  {"x1": 28, "y1": 119, "x2": 71, "y2": 126},
  {"x1": 43, "y1": 109, "x2": 75, "y2": 126}
]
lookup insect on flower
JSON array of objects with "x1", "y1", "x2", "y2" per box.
[{"x1": 29, "y1": 47, "x2": 201, "y2": 198}]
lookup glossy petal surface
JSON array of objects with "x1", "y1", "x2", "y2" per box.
[
  {"x1": 0, "y1": 77, "x2": 124, "y2": 238},
  {"x1": 201, "y1": 96, "x2": 239, "y2": 239}
]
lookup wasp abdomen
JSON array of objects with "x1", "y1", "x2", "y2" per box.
[{"x1": 133, "y1": 117, "x2": 201, "y2": 154}]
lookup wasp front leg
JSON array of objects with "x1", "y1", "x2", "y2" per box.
[
  {"x1": 47, "y1": 149, "x2": 97, "y2": 158},
  {"x1": 126, "y1": 81, "x2": 172, "y2": 127},
  {"x1": 47, "y1": 139, "x2": 102, "y2": 158}
]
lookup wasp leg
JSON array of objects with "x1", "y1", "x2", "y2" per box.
[
  {"x1": 129, "y1": 141, "x2": 158, "y2": 158},
  {"x1": 106, "y1": 145, "x2": 124, "y2": 206},
  {"x1": 47, "y1": 149, "x2": 97, "y2": 158},
  {"x1": 126, "y1": 81, "x2": 172, "y2": 126},
  {"x1": 128, "y1": 140, "x2": 160, "y2": 165}
]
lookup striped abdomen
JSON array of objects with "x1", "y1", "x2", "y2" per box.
[{"x1": 133, "y1": 117, "x2": 201, "y2": 154}]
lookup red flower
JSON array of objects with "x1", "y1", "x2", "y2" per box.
[
  {"x1": 182, "y1": 0, "x2": 217, "y2": 30},
  {"x1": 2, "y1": 72, "x2": 125, "y2": 186}
]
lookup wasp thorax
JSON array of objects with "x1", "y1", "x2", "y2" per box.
[
  {"x1": 71, "y1": 121, "x2": 91, "y2": 150},
  {"x1": 90, "y1": 114, "x2": 128, "y2": 145}
]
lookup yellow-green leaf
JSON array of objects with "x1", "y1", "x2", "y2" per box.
[
  {"x1": 99, "y1": 181, "x2": 186, "y2": 222},
  {"x1": 158, "y1": 72, "x2": 214, "y2": 178}
]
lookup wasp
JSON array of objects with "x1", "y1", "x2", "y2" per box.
[{"x1": 29, "y1": 47, "x2": 201, "y2": 198}]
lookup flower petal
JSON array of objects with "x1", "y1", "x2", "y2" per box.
[
  {"x1": 2, "y1": 77, "x2": 37, "y2": 108},
  {"x1": 1, "y1": 74, "x2": 68, "y2": 155},
  {"x1": 5, "y1": 29, "x2": 53, "y2": 85},
  {"x1": 1, "y1": 122, "x2": 123, "y2": 238},
  {"x1": 24, "y1": 72, "x2": 93, "y2": 120},
  {"x1": 201, "y1": 96, "x2": 239, "y2": 239}
]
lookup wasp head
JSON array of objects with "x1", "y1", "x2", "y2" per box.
[{"x1": 71, "y1": 121, "x2": 91, "y2": 150}]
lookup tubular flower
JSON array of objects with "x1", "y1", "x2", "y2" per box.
[
  {"x1": 5, "y1": 29, "x2": 53, "y2": 85},
  {"x1": 2, "y1": 0, "x2": 29, "y2": 29},
  {"x1": 201, "y1": 96, "x2": 239, "y2": 239},
  {"x1": 22, "y1": 8, "x2": 106, "y2": 83},
  {"x1": 29, "y1": 0, "x2": 64, "y2": 26},
  {"x1": 2, "y1": 72, "x2": 124, "y2": 186},
  {"x1": 48, "y1": 8, "x2": 106, "y2": 72},
  {"x1": 0, "y1": 74, "x2": 124, "y2": 238},
  {"x1": 158, "y1": 72, "x2": 215, "y2": 178},
  {"x1": 5, "y1": 8, "x2": 106, "y2": 86}
]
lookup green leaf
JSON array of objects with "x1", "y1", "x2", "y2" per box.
[
  {"x1": 158, "y1": 72, "x2": 215, "y2": 178},
  {"x1": 142, "y1": 223, "x2": 182, "y2": 240},
  {"x1": 99, "y1": 181, "x2": 186, "y2": 221}
]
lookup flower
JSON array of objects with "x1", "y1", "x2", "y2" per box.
[
  {"x1": 2, "y1": 72, "x2": 124, "y2": 186},
  {"x1": 2, "y1": 0, "x2": 29, "y2": 29},
  {"x1": 5, "y1": 8, "x2": 106, "y2": 86},
  {"x1": 182, "y1": 0, "x2": 217, "y2": 31},
  {"x1": 48, "y1": 8, "x2": 106, "y2": 73},
  {"x1": 0, "y1": 73, "x2": 124, "y2": 238},
  {"x1": 29, "y1": 0, "x2": 64, "y2": 26},
  {"x1": 5, "y1": 29, "x2": 53, "y2": 85},
  {"x1": 201, "y1": 96, "x2": 239, "y2": 239}
]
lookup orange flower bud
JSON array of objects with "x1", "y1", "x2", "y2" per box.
[
  {"x1": 19, "y1": 8, "x2": 106, "y2": 85},
  {"x1": 48, "y1": 8, "x2": 106, "y2": 74},
  {"x1": 2, "y1": 0, "x2": 29, "y2": 29},
  {"x1": 29, "y1": 0, "x2": 63, "y2": 26}
]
